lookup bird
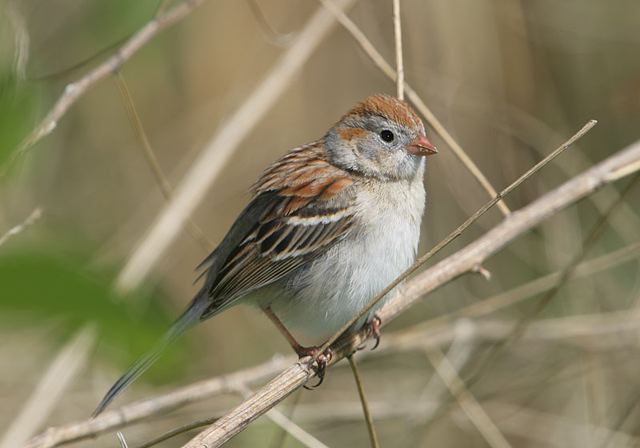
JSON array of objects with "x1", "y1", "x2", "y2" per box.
[{"x1": 93, "y1": 93, "x2": 437, "y2": 416}]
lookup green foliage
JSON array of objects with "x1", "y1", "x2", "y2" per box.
[
  {"x1": 0, "y1": 248, "x2": 187, "y2": 380},
  {"x1": 0, "y1": 73, "x2": 39, "y2": 167}
]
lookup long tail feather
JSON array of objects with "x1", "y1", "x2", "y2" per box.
[{"x1": 92, "y1": 296, "x2": 208, "y2": 417}]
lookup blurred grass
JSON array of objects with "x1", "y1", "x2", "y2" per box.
[
  {"x1": 0, "y1": 73, "x2": 39, "y2": 168},
  {"x1": 0, "y1": 246, "x2": 187, "y2": 381},
  {"x1": 1, "y1": 0, "x2": 640, "y2": 447}
]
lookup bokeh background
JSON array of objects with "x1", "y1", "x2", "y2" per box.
[{"x1": 1, "y1": 0, "x2": 640, "y2": 446}]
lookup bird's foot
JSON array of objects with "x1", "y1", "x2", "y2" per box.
[
  {"x1": 367, "y1": 314, "x2": 382, "y2": 350},
  {"x1": 297, "y1": 345, "x2": 333, "y2": 389}
]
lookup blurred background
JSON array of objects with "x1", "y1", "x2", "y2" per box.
[{"x1": 1, "y1": 0, "x2": 640, "y2": 446}]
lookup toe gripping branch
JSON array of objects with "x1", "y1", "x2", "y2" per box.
[
  {"x1": 302, "y1": 347, "x2": 333, "y2": 389},
  {"x1": 357, "y1": 314, "x2": 382, "y2": 351},
  {"x1": 302, "y1": 315, "x2": 382, "y2": 389},
  {"x1": 306, "y1": 315, "x2": 383, "y2": 388},
  {"x1": 369, "y1": 315, "x2": 382, "y2": 350}
]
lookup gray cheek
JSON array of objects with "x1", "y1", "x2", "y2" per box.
[{"x1": 358, "y1": 138, "x2": 380, "y2": 160}]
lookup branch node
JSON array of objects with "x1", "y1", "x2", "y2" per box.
[
  {"x1": 63, "y1": 83, "x2": 77, "y2": 95},
  {"x1": 472, "y1": 264, "x2": 492, "y2": 281}
]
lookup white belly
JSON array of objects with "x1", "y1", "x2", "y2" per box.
[{"x1": 265, "y1": 169, "x2": 425, "y2": 344}]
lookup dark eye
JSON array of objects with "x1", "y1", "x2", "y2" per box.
[{"x1": 380, "y1": 130, "x2": 395, "y2": 143}]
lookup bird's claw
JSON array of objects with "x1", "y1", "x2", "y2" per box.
[
  {"x1": 298, "y1": 346, "x2": 333, "y2": 389},
  {"x1": 369, "y1": 315, "x2": 382, "y2": 350}
]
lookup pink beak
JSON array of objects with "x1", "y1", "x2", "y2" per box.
[{"x1": 407, "y1": 134, "x2": 438, "y2": 156}]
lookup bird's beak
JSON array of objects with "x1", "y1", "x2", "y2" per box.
[{"x1": 407, "y1": 134, "x2": 438, "y2": 156}]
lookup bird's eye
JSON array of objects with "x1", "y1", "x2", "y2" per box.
[{"x1": 380, "y1": 130, "x2": 395, "y2": 143}]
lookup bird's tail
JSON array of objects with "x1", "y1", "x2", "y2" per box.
[{"x1": 92, "y1": 295, "x2": 208, "y2": 417}]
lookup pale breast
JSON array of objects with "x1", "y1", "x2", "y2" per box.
[{"x1": 268, "y1": 167, "x2": 426, "y2": 344}]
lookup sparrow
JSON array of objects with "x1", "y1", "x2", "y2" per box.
[{"x1": 94, "y1": 94, "x2": 437, "y2": 416}]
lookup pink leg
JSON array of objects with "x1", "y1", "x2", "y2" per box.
[{"x1": 262, "y1": 306, "x2": 332, "y2": 385}]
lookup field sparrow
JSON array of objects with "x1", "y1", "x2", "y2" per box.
[{"x1": 94, "y1": 94, "x2": 436, "y2": 415}]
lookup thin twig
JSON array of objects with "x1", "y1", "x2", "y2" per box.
[
  {"x1": 5, "y1": 0, "x2": 30, "y2": 80},
  {"x1": 410, "y1": 241, "x2": 640, "y2": 335},
  {"x1": 271, "y1": 399, "x2": 640, "y2": 446},
  {"x1": 25, "y1": 121, "x2": 609, "y2": 448},
  {"x1": 246, "y1": 0, "x2": 295, "y2": 47},
  {"x1": 347, "y1": 355, "x2": 380, "y2": 448},
  {"x1": 0, "y1": 207, "x2": 42, "y2": 248},
  {"x1": 116, "y1": 432, "x2": 129, "y2": 448},
  {"x1": 318, "y1": 120, "x2": 596, "y2": 355},
  {"x1": 0, "y1": 326, "x2": 96, "y2": 448},
  {"x1": 114, "y1": 72, "x2": 213, "y2": 250},
  {"x1": 380, "y1": 309, "x2": 640, "y2": 356},
  {"x1": 29, "y1": 36, "x2": 132, "y2": 83},
  {"x1": 13, "y1": 0, "x2": 208, "y2": 161},
  {"x1": 604, "y1": 387, "x2": 640, "y2": 447},
  {"x1": 318, "y1": 0, "x2": 511, "y2": 215},
  {"x1": 508, "y1": 107, "x2": 640, "y2": 242},
  {"x1": 418, "y1": 320, "x2": 475, "y2": 423},
  {"x1": 233, "y1": 384, "x2": 329, "y2": 448},
  {"x1": 483, "y1": 401, "x2": 639, "y2": 447},
  {"x1": 115, "y1": 0, "x2": 358, "y2": 294},
  {"x1": 181, "y1": 137, "x2": 640, "y2": 447},
  {"x1": 392, "y1": 0, "x2": 404, "y2": 100},
  {"x1": 269, "y1": 389, "x2": 303, "y2": 448},
  {"x1": 24, "y1": 291, "x2": 640, "y2": 447},
  {"x1": 467, "y1": 172, "x2": 640, "y2": 383},
  {"x1": 115, "y1": 73, "x2": 173, "y2": 199},
  {"x1": 359, "y1": 6, "x2": 401, "y2": 441},
  {"x1": 154, "y1": 0, "x2": 174, "y2": 17},
  {"x1": 136, "y1": 417, "x2": 220, "y2": 448},
  {"x1": 425, "y1": 347, "x2": 512, "y2": 448},
  {"x1": 263, "y1": 409, "x2": 328, "y2": 448},
  {"x1": 24, "y1": 355, "x2": 293, "y2": 448}
]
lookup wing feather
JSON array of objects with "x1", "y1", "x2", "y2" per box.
[{"x1": 198, "y1": 141, "x2": 357, "y2": 319}]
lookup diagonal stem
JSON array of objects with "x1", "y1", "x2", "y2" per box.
[
  {"x1": 392, "y1": 0, "x2": 404, "y2": 100},
  {"x1": 347, "y1": 355, "x2": 380, "y2": 448},
  {"x1": 114, "y1": 72, "x2": 213, "y2": 251},
  {"x1": 12, "y1": 0, "x2": 209, "y2": 162},
  {"x1": 181, "y1": 126, "x2": 640, "y2": 448},
  {"x1": 115, "y1": 0, "x2": 358, "y2": 294},
  {"x1": 318, "y1": 120, "x2": 596, "y2": 355},
  {"x1": 425, "y1": 347, "x2": 512, "y2": 448},
  {"x1": 318, "y1": 0, "x2": 511, "y2": 216}
]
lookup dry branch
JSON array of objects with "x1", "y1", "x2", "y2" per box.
[
  {"x1": 11, "y1": 2, "x2": 636, "y2": 447},
  {"x1": 115, "y1": 0, "x2": 357, "y2": 293},
  {"x1": 181, "y1": 141, "x2": 640, "y2": 446},
  {"x1": 417, "y1": 321, "x2": 475, "y2": 424},
  {"x1": 319, "y1": 0, "x2": 511, "y2": 215},
  {"x1": 319, "y1": 120, "x2": 596, "y2": 354},
  {"x1": 405, "y1": 241, "x2": 640, "y2": 339},
  {"x1": 483, "y1": 401, "x2": 640, "y2": 447},
  {"x1": 114, "y1": 73, "x2": 213, "y2": 250},
  {"x1": 15, "y1": 0, "x2": 207, "y2": 155},
  {"x1": 392, "y1": 0, "x2": 404, "y2": 100},
  {"x1": 24, "y1": 356, "x2": 292, "y2": 448},
  {"x1": 425, "y1": 347, "x2": 512, "y2": 448},
  {"x1": 347, "y1": 356, "x2": 380, "y2": 448},
  {"x1": 233, "y1": 384, "x2": 329, "y2": 448},
  {"x1": 25, "y1": 293, "x2": 640, "y2": 447},
  {"x1": 0, "y1": 208, "x2": 42, "y2": 248},
  {"x1": 1, "y1": 326, "x2": 95, "y2": 448},
  {"x1": 25, "y1": 122, "x2": 607, "y2": 447}
]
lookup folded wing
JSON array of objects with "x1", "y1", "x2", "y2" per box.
[{"x1": 198, "y1": 142, "x2": 357, "y2": 319}]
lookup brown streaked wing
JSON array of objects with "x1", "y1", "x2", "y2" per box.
[{"x1": 200, "y1": 142, "x2": 356, "y2": 319}]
